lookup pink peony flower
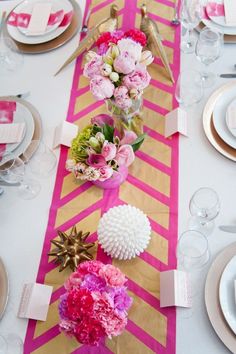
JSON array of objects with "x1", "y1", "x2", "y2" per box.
[
  {"x1": 116, "y1": 145, "x2": 135, "y2": 167},
  {"x1": 91, "y1": 114, "x2": 114, "y2": 127},
  {"x1": 98, "y1": 166, "x2": 114, "y2": 181},
  {"x1": 87, "y1": 153, "x2": 107, "y2": 168},
  {"x1": 78, "y1": 260, "x2": 104, "y2": 277},
  {"x1": 90, "y1": 75, "x2": 115, "y2": 100},
  {"x1": 101, "y1": 141, "x2": 117, "y2": 161},
  {"x1": 120, "y1": 130, "x2": 137, "y2": 145},
  {"x1": 114, "y1": 86, "x2": 132, "y2": 110},
  {"x1": 123, "y1": 64, "x2": 151, "y2": 90},
  {"x1": 117, "y1": 38, "x2": 142, "y2": 62},
  {"x1": 83, "y1": 55, "x2": 103, "y2": 79},
  {"x1": 113, "y1": 51, "x2": 136, "y2": 74},
  {"x1": 99, "y1": 264, "x2": 127, "y2": 287}
]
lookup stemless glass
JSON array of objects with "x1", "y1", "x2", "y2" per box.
[
  {"x1": 0, "y1": 153, "x2": 41, "y2": 199},
  {"x1": 195, "y1": 28, "x2": 222, "y2": 88},
  {"x1": 189, "y1": 187, "x2": 220, "y2": 235},
  {"x1": 175, "y1": 69, "x2": 203, "y2": 107},
  {"x1": 180, "y1": 0, "x2": 203, "y2": 53}
]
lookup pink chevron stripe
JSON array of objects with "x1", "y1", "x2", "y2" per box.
[
  {"x1": 91, "y1": 0, "x2": 115, "y2": 13},
  {"x1": 136, "y1": 150, "x2": 172, "y2": 175},
  {"x1": 74, "y1": 341, "x2": 114, "y2": 354},
  {"x1": 155, "y1": 0, "x2": 175, "y2": 8},
  {"x1": 26, "y1": 325, "x2": 60, "y2": 353},
  {"x1": 72, "y1": 100, "x2": 103, "y2": 121},
  {"x1": 143, "y1": 126, "x2": 174, "y2": 148},
  {"x1": 57, "y1": 181, "x2": 92, "y2": 207},
  {"x1": 150, "y1": 78, "x2": 174, "y2": 95},
  {"x1": 144, "y1": 98, "x2": 169, "y2": 116},
  {"x1": 137, "y1": 8, "x2": 174, "y2": 28}
]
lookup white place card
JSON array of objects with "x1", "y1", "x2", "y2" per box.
[
  {"x1": 18, "y1": 283, "x2": 53, "y2": 321},
  {"x1": 160, "y1": 270, "x2": 192, "y2": 308},
  {"x1": 165, "y1": 107, "x2": 188, "y2": 138},
  {"x1": 224, "y1": 0, "x2": 236, "y2": 26},
  {"x1": 53, "y1": 121, "x2": 79, "y2": 149},
  {"x1": 0, "y1": 123, "x2": 25, "y2": 144},
  {"x1": 27, "y1": 3, "x2": 52, "y2": 35}
]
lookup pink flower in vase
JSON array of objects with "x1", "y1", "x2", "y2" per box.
[
  {"x1": 120, "y1": 130, "x2": 137, "y2": 145},
  {"x1": 117, "y1": 38, "x2": 143, "y2": 62},
  {"x1": 116, "y1": 145, "x2": 135, "y2": 167},
  {"x1": 113, "y1": 51, "x2": 136, "y2": 74},
  {"x1": 114, "y1": 86, "x2": 132, "y2": 110},
  {"x1": 90, "y1": 76, "x2": 115, "y2": 101},
  {"x1": 101, "y1": 141, "x2": 117, "y2": 161},
  {"x1": 83, "y1": 55, "x2": 103, "y2": 79},
  {"x1": 87, "y1": 153, "x2": 107, "y2": 168},
  {"x1": 98, "y1": 166, "x2": 114, "y2": 181},
  {"x1": 123, "y1": 64, "x2": 151, "y2": 90},
  {"x1": 99, "y1": 264, "x2": 127, "y2": 287},
  {"x1": 91, "y1": 114, "x2": 114, "y2": 127}
]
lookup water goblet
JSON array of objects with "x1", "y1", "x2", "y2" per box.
[
  {"x1": 195, "y1": 28, "x2": 222, "y2": 88},
  {"x1": 175, "y1": 69, "x2": 203, "y2": 107},
  {"x1": 0, "y1": 152, "x2": 41, "y2": 199},
  {"x1": 189, "y1": 187, "x2": 220, "y2": 235}
]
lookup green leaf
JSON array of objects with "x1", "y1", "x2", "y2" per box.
[
  {"x1": 130, "y1": 133, "x2": 147, "y2": 152},
  {"x1": 102, "y1": 124, "x2": 114, "y2": 142}
]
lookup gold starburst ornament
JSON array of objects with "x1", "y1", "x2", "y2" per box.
[{"x1": 48, "y1": 226, "x2": 95, "y2": 272}]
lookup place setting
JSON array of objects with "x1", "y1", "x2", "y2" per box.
[{"x1": 2, "y1": 0, "x2": 82, "y2": 54}]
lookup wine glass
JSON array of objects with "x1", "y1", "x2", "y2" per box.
[
  {"x1": 27, "y1": 141, "x2": 57, "y2": 178},
  {"x1": 0, "y1": 12, "x2": 24, "y2": 76},
  {"x1": 0, "y1": 153, "x2": 41, "y2": 199},
  {"x1": 195, "y1": 28, "x2": 222, "y2": 87},
  {"x1": 189, "y1": 187, "x2": 220, "y2": 235},
  {"x1": 180, "y1": 0, "x2": 203, "y2": 53},
  {"x1": 175, "y1": 69, "x2": 203, "y2": 107},
  {"x1": 177, "y1": 230, "x2": 210, "y2": 318}
]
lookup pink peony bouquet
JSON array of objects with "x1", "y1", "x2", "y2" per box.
[
  {"x1": 58, "y1": 260, "x2": 133, "y2": 346},
  {"x1": 83, "y1": 29, "x2": 153, "y2": 118},
  {"x1": 66, "y1": 114, "x2": 145, "y2": 183}
]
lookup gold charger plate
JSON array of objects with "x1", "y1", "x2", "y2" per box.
[
  {"x1": 0, "y1": 258, "x2": 9, "y2": 319},
  {"x1": 205, "y1": 243, "x2": 236, "y2": 354},
  {"x1": 4, "y1": 0, "x2": 82, "y2": 54},
  {"x1": 1, "y1": 96, "x2": 42, "y2": 162},
  {"x1": 203, "y1": 82, "x2": 236, "y2": 162},
  {"x1": 197, "y1": 22, "x2": 236, "y2": 43}
]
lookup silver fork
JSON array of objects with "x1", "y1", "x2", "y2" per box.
[{"x1": 171, "y1": 0, "x2": 180, "y2": 25}]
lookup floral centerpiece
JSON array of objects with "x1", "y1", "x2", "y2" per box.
[
  {"x1": 83, "y1": 29, "x2": 153, "y2": 122},
  {"x1": 59, "y1": 260, "x2": 133, "y2": 346},
  {"x1": 66, "y1": 114, "x2": 145, "y2": 188}
]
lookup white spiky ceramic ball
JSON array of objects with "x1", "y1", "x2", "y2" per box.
[{"x1": 97, "y1": 205, "x2": 151, "y2": 260}]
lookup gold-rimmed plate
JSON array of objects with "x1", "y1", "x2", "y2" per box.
[
  {"x1": 203, "y1": 82, "x2": 236, "y2": 162},
  {"x1": 4, "y1": 0, "x2": 82, "y2": 54},
  {"x1": 0, "y1": 258, "x2": 9, "y2": 319}
]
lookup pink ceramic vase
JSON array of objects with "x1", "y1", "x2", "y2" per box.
[{"x1": 92, "y1": 165, "x2": 128, "y2": 189}]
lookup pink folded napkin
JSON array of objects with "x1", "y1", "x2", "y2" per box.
[{"x1": 0, "y1": 101, "x2": 16, "y2": 156}]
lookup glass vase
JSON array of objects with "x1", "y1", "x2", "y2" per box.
[{"x1": 105, "y1": 97, "x2": 142, "y2": 123}]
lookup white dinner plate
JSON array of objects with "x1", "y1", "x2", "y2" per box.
[
  {"x1": 226, "y1": 98, "x2": 236, "y2": 138},
  {"x1": 212, "y1": 85, "x2": 236, "y2": 149},
  {"x1": 202, "y1": 18, "x2": 236, "y2": 35},
  {"x1": 7, "y1": 0, "x2": 73, "y2": 45},
  {"x1": 206, "y1": 0, "x2": 235, "y2": 28},
  {"x1": 4, "y1": 101, "x2": 35, "y2": 158},
  {"x1": 219, "y1": 255, "x2": 236, "y2": 335},
  {"x1": 17, "y1": 0, "x2": 64, "y2": 37}
]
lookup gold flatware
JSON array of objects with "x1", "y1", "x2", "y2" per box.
[
  {"x1": 55, "y1": 4, "x2": 118, "y2": 76},
  {"x1": 140, "y1": 4, "x2": 174, "y2": 83}
]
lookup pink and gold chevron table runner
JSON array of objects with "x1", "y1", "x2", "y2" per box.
[{"x1": 24, "y1": 0, "x2": 180, "y2": 353}]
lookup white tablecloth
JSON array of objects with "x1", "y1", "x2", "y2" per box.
[{"x1": 0, "y1": 1, "x2": 236, "y2": 353}]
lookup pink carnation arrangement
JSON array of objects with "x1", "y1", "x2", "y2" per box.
[
  {"x1": 83, "y1": 29, "x2": 153, "y2": 115},
  {"x1": 58, "y1": 260, "x2": 133, "y2": 346},
  {"x1": 66, "y1": 114, "x2": 144, "y2": 182}
]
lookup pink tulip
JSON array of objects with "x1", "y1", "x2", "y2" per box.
[
  {"x1": 116, "y1": 145, "x2": 135, "y2": 167},
  {"x1": 91, "y1": 114, "x2": 114, "y2": 127},
  {"x1": 101, "y1": 141, "x2": 117, "y2": 161},
  {"x1": 87, "y1": 153, "x2": 106, "y2": 168},
  {"x1": 120, "y1": 130, "x2": 137, "y2": 145}
]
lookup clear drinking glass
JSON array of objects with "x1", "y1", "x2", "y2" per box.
[
  {"x1": 27, "y1": 141, "x2": 57, "y2": 178},
  {"x1": 0, "y1": 153, "x2": 41, "y2": 199},
  {"x1": 189, "y1": 187, "x2": 220, "y2": 235},
  {"x1": 180, "y1": 0, "x2": 203, "y2": 53},
  {"x1": 175, "y1": 69, "x2": 203, "y2": 107},
  {"x1": 195, "y1": 28, "x2": 222, "y2": 87}
]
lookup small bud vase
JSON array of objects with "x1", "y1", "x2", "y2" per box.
[
  {"x1": 92, "y1": 165, "x2": 128, "y2": 189},
  {"x1": 105, "y1": 97, "x2": 142, "y2": 123}
]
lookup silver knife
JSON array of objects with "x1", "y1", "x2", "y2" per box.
[
  {"x1": 219, "y1": 225, "x2": 236, "y2": 233},
  {"x1": 220, "y1": 74, "x2": 236, "y2": 78}
]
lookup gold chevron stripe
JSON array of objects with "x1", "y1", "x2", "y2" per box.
[
  {"x1": 146, "y1": 231, "x2": 169, "y2": 265},
  {"x1": 142, "y1": 106, "x2": 165, "y2": 135},
  {"x1": 145, "y1": 84, "x2": 173, "y2": 111},
  {"x1": 141, "y1": 135, "x2": 171, "y2": 167},
  {"x1": 130, "y1": 156, "x2": 170, "y2": 197},
  {"x1": 32, "y1": 333, "x2": 81, "y2": 354},
  {"x1": 61, "y1": 173, "x2": 85, "y2": 199},
  {"x1": 137, "y1": 0, "x2": 175, "y2": 21},
  {"x1": 148, "y1": 62, "x2": 174, "y2": 86},
  {"x1": 106, "y1": 330, "x2": 155, "y2": 354}
]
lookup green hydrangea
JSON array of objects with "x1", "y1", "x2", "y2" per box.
[{"x1": 71, "y1": 125, "x2": 93, "y2": 162}]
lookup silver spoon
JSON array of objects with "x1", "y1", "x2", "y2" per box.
[{"x1": 171, "y1": 0, "x2": 180, "y2": 26}]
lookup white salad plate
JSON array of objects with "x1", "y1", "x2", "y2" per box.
[
  {"x1": 219, "y1": 255, "x2": 236, "y2": 335},
  {"x1": 226, "y1": 98, "x2": 236, "y2": 138},
  {"x1": 7, "y1": 0, "x2": 73, "y2": 45},
  {"x1": 212, "y1": 85, "x2": 236, "y2": 149}
]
